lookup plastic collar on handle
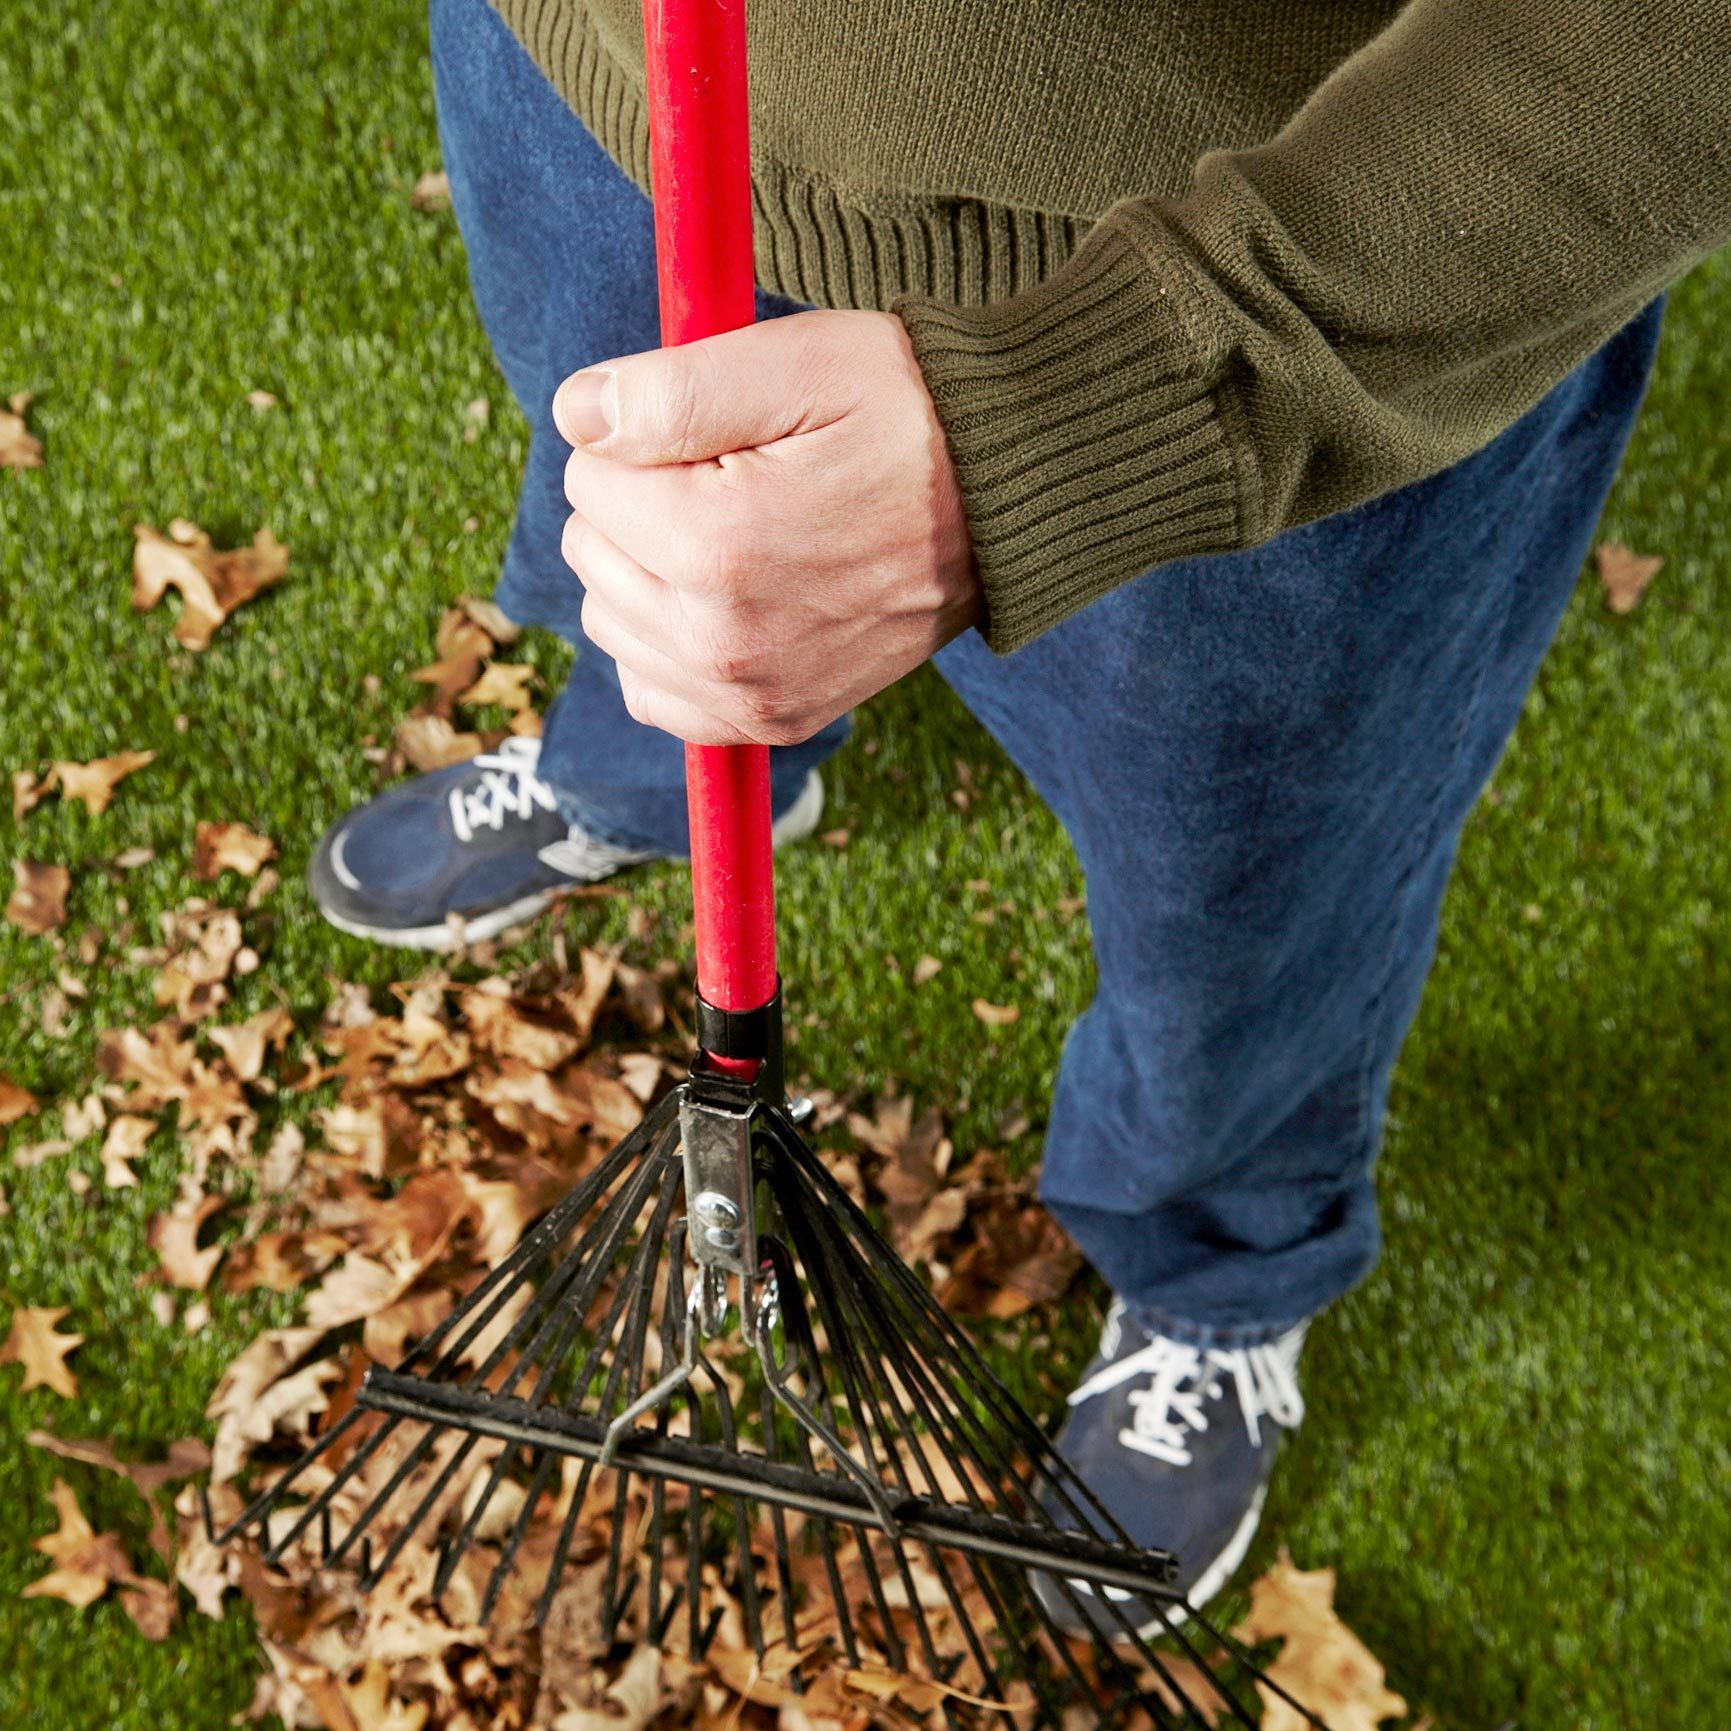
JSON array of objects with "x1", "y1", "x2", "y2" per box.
[{"x1": 642, "y1": 0, "x2": 778, "y2": 1026}]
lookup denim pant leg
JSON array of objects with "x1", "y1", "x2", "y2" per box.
[
  {"x1": 936, "y1": 298, "x2": 1665, "y2": 1345},
  {"x1": 428, "y1": 0, "x2": 847, "y2": 855}
]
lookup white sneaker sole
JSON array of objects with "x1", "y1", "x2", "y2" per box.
[{"x1": 320, "y1": 770, "x2": 825, "y2": 952}]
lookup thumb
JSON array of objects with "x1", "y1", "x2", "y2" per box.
[{"x1": 552, "y1": 315, "x2": 847, "y2": 464}]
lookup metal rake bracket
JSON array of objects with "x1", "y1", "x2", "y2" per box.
[{"x1": 208, "y1": 1073, "x2": 1328, "y2": 1728}]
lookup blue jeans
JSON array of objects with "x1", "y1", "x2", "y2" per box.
[{"x1": 431, "y1": 0, "x2": 1665, "y2": 1345}]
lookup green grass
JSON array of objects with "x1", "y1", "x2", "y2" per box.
[{"x1": 3, "y1": 3, "x2": 1730, "y2": 1725}]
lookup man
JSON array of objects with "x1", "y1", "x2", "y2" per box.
[{"x1": 309, "y1": 0, "x2": 1731, "y2": 1626}]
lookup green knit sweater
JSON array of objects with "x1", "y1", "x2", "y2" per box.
[{"x1": 492, "y1": 0, "x2": 1731, "y2": 651}]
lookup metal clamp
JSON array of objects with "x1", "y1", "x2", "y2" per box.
[{"x1": 679, "y1": 1073, "x2": 760, "y2": 1338}]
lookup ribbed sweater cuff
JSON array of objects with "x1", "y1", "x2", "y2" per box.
[{"x1": 894, "y1": 216, "x2": 1251, "y2": 653}]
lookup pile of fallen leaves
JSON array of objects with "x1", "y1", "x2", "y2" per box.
[
  {"x1": 2, "y1": 864, "x2": 1114, "y2": 1729},
  {"x1": 4, "y1": 885, "x2": 1420, "y2": 1730},
  {"x1": 0, "y1": 545, "x2": 1429, "y2": 1728}
]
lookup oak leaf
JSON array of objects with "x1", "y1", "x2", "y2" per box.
[
  {"x1": 1, "y1": 390, "x2": 44, "y2": 468},
  {"x1": 13, "y1": 767, "x2": 49, "y2": 820},
  {"x1": 396, "y1": 712, "x2": 485, "y2": 772},
  {"x1": 99, "y1": 1114, "x2": 156, "y2": 1188},
  {"x1": 457, "y1": 660, "x2": 537, "y2": 713},
  {"x1": 149, "y1": 1193, "x2": 227, "y2": 1289},
  {"x1": 22, "y1": 1480, "x2": 136, "y2": 1608},
  {"x1": 1, "y1": 1305, "x2": 84, "y2": 1397},
  {"x1": 1233, "y1": 1552, "x2": 1408, "y2": 1731},
  {"x1": 6, "y1": 860, "x2": 70, "y2": 934},
  {"x1": 410, "y1": 652, "x2": 485, "y2": 718},
  {"x1": 193, "y1": 820, "x2": 277, "y2": 879},
  {"x1": 27, "y1": 1429, "x2": 211, "y2": 1496},
  {"x1": 456, "y1": 594, "x2": 520, "y2": 645},
  {"x1": 44, "y1": 750, "x2": 156, "y2": 815},
  {"x1": 1596, "y1": 541, "x2": 1664, "y2": 614},
  {"x1": 132, "y1": 519, "x2": 289, "y2": 650}
]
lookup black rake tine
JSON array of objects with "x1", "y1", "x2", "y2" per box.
[
  {"x1": 779, "y1": 1188, "x2": 959, "y2": 1687},
  {"x1": 774, "y1": 1114, "x2": 1157, "y2": 1554},
  {"x1": 402, "y1": 1095, "x2": 678, "y2": 1380},
  {"x1": 761, "y1": 1237, "x2": 910, "y2": 1674},
  {"x1": 208, "y1": 1404, "x2": 368, "y2": 1544},
  {"x1": 788, "y1": 1201, "x2": 1026, "y2": 1713}
]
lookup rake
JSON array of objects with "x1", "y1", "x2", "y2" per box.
[{"x1": 208, "y1": 2, "x2": 1329, "y2": 1722}]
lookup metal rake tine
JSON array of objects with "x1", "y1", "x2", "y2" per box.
[
  {"x1": 756, "y1": 1238, "x2": 902, "y2": 1672},
  {"x1": 457, "y1": 1163, "x2": 674, "y2": 1624},
  {"x1": 773, "y1": 1116, "x2": 1144, "y2": 1548},
  {"x1": 259, "y1": 1413, "x2": 416, "y2": 1566},
  {"x1": 402, "y1": 1094, "x2": 679, "y2": 1381},
  {"x1": 782, "y1": 1199, "x2": 1029, "y2": 1713},
  {"x1": 756, "y1": 1382, "x2": 800, "y2": 1653},
  {"x1": 693, "y1": 1343, "x2": 767, "y2": 1658},
  {"x1": 207, "y1": 1405, "x2": 368, "y2": 1544},
  {"x1": 464, "y1": 1117, "x2": 677, "y2": 1396},
  {"x1": 777, "y1": 1196, "x2": 960, "y2": 1688},
  {"x1": 529, "y1": 1197, "x2": 685, "y2": 1627},
  {"x1": 357, "y1": 1430, "x2": 487, "y2": 1588}
]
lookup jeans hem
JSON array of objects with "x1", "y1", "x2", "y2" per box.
[
  {"x1": 548, "y1": 786, "x2": 688, "y2": 858},
  {"x1": 1122, "y1": 1298, "x2": 1319, "y2": 1353}
]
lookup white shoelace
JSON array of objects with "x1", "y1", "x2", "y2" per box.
[
  {"x1": 447, "y1": 739, "x2": 559, "y2": 844},
  {"x1": 1069, "y1": 1309, "x2": 1307, "y2": 1467}
]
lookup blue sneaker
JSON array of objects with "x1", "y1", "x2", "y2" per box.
[
  {"x1": 1038, "y1": 1301, "x2": 1307, "y2": 1634},
  {"x1": 309, "y1": 736, "x2": 824, "y2": 950}
]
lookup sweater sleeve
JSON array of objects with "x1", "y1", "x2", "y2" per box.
[{"x1": 893, "y1": 0, "x2": 1731, "y2": 652}]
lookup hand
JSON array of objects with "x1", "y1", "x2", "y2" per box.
[{"x1": 553, "y1": 309, "x2": 981, "y2": 747}]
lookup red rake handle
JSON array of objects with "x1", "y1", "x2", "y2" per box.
[{"x1": 642, "y1": 0, "x2": 777, "y2": 1019}]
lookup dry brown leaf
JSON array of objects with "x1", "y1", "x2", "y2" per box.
[
  {"x1": 339, "y1": 1660, "x2": 432, "y2": 1731},
  {"x1": 2, "y1": 392, "x2": 44, "y2": 468},
  {"x1": 553, "y1": 1645, "x2": 667, "y2": 1731},
  {"x1": 27, "y1": 1429, "x2": 211, "y2": 1496},
  {"x1": 22, "y1": 1480, "x2": 137, "y2": 1609},
  {"x1": 457, "y1": 661, "x2": 537, "y2": 713},
  {"x1": 1595, "y1": 541, "x2": 1664, "y2": 614},
  {"x1": 411, "y1": 168, "x2": 451, "y2": 210},
  {"x1": 121, "y1": 1575, "x2": 178, "y2": 1640},
  {"x1": 7, "y1": 860, "x2": 70, "y2": 934},
  {"x1": 396, "y1": 712, "x2": 484, "y2": 772},
  {"x1": 457, "y1": 594, "x2": 520, "y2": 645},
  {"x1": 99, "y1": 1113, "x2": 155, "y2": 1188},
  {"x1": 132, "y1": 519, "x2": 289, "y2": 650},
  {"x1": 911, "y1": 955, "x2": 942, "y2": 986},
  {"x1": 46, "y1": 749, "x2": 156, "y2": 815},
  {"x1": 246, "y1": 389, "x2": 279, "y2": 411},
  {"x1": 971, "y1": 998, "x2": 1020, "y2": 1027},
  {"x1": 0, "y1": 1074, "x2": 39, "y2": 1125},
  {"x1": 13, "y1": 767, "x2": 49, "y2": 821},
  {"x1": 1234, "y1": 1552, "x2": 1408, "y2": 1731},
  {"x1": 193, "y1": 820, "x2": 278, "y2": 879},
  {"x1": 1, "y1": 1306, "x2": 84, "y2": 1397},
  {"x1": 149, "y1": 1193, "x2": 227, "y2": 1289},
  {"x1": 206, "y1": 1007, "x2": 295, "y2": 1081},
  {"x1": 410, "y1": 652, "x2": 486, "y2": 718}
]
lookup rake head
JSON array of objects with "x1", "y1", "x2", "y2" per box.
[{"x1": 208, "y1": 1058, "x2": 1326, "y2": 1727}]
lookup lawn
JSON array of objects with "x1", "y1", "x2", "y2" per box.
[{"x1": 3, "y1": 2, "x2": 1730, "y2": 1726}]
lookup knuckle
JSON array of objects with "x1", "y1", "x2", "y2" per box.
[
  {"x1": 643, "y1": 357, "x2": 703, "y2": 458},
  {"x1": 563, "y1": 448, "x2": 588, "y2": 508},
  {"x1": 620, "y1": 677, "x2": 653, "y2": 727}
]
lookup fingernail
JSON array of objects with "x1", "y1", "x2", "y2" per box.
[{"x1": 557, "y1": 369, "x2": 616, "y2": 443}]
